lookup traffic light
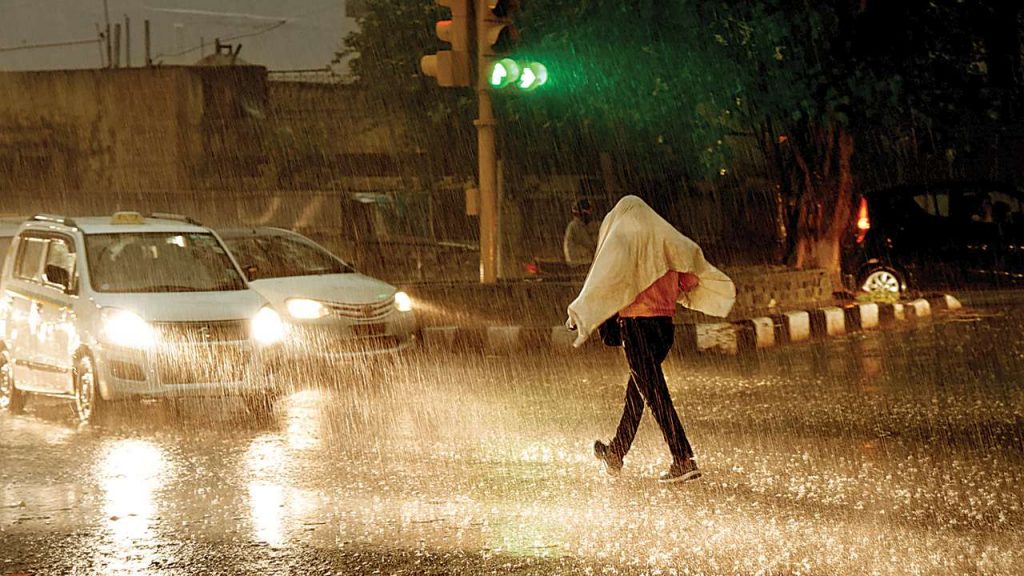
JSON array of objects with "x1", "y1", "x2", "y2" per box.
[
  {"x1": 487, "y1": 58, "x2": 547, "y2": 91},
  {"x1": 477, "y1": 0, "x2": 517, "y2": 60},
  {"x1": 477, "y1": 2, "x2": 546, "y2": 92},
  {"x1": 421, "y1": 0, "x2": 471, "y2": 87}
]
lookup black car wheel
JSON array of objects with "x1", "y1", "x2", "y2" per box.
[
  {"x1": 74, "y1": 354, "x2": 106, "y2": 424},
  {"x1": 0, "y1": 349, "x2": 27, "y2": 414}
]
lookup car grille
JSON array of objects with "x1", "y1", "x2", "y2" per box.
[
  {"x1": 293, "y1": 325, "x2": 406, "y2": 355},
  {"x1": 153, "y1": 320, "x2": 250, "y2": 343},
  {"x1": 325, "y1": 297, "x2": 394, "y2": 321},
  {"x1": 154, "y1": 345, "x2": 255, "y2": 385},
  {"x1": 305, "y1": 335, "x2": 404, "y2": 355}
]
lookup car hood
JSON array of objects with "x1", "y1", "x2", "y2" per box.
[
  {"x1": 93, "y1": 290, "x2": 266, "y2": 322},
  {"x1": 248, "y1": 273, "x2": 396, "y2": 307}
]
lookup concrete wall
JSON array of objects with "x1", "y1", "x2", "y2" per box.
[
  {"x1": 410, "y1": 266, "x2": 834, "y2": 329},
  {"x1": 0, "y1": 67, "x2": 782, "y2": 283},
  {"x1": 0, "y1": 67, "x2": 199, "y2": 193},
  {"x1": 0, "y1": 66, "x2": 277, "y2": 196}
]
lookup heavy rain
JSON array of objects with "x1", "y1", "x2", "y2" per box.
[{"x1": 1, "y1": 1, "x2": 1023, "y2": 575}]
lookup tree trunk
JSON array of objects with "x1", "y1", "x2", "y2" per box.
[{"x1": 790, "y1": 124, "x2": 855, "y2": 291}]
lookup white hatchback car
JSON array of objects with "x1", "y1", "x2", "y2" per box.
[
  {"x1": 0, "y1": 213, "x2": 287, "y2": 423},
  {"x1": 218, "y1": 227, "x2": 417, "y2": 368}
]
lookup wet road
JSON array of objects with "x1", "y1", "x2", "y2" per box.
[{"x1": 2, "y1": 308, "x2": 1023, "y2": 575}]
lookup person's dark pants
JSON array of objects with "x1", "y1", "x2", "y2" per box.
[{"x1": 608, "y1": 316, "x2": 695, "y2": 464}]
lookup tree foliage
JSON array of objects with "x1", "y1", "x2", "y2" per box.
[{"x1": 342, "y1": 0, "x2": 1023, "y2": 273}]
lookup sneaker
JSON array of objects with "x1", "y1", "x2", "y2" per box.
[
  {"x1": 593, "y1": 440, "x2": 623, "y2": 476},
  {"x1": 659, "y1": 459, "x2": 701, "y2": 483}
]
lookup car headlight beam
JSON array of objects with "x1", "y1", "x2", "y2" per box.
[
  {"x1": 101, "y1": 308, "x2": 156, "y2": 349},
  {"x1": 394, "y1": 291, "x2": 413, "y2": 312},
  {"x1": 251, "y1": 306, "x2": 287, "y2": 345},
  {"x1": 286, "y1": 298, "x2": 328, "y2": 319}
]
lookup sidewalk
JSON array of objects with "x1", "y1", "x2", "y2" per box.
[
  {"x1": 404, "y1": 266, "x2": 965, "y2": 355},
  {"x1": 415, "y1": 293, "x2": 963, "y2": 355}
]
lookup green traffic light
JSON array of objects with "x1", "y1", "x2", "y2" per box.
[
  {"x1": 517, "y1": 62, "x2": 547, "y2": 91},
  {"x1": 489, "y1": 58, "x2": 519, "y2": 88},
  {"x1": 488, "y1": 59, "x2": 547, "y2": 91}
]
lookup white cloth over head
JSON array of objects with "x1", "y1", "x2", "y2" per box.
[{"x1": 566, "y1": 195, "x2": 736, "y2": 347}]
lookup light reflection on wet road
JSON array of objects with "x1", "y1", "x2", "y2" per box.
[{"x1": 1, "y1": 309, "x2": 1023, "y2": 574}]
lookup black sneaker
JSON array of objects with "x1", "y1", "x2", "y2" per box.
[
  {"x1": 659, "y1": 459, "x2": 701, "y2": 483},
  {"x1": 593, "y1": 440, "x2": 623, "y2": 476}
]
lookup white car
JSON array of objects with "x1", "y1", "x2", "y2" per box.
[
  {"x1": 0, "y1": 212, "x2": 287, "y2": 423},
  {"x1": 218, "y1": 227, "x2": 417, "y2": 368}
]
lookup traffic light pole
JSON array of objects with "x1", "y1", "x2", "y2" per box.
[
  {"x1": 476, "y1": 88, "x2": 499, "y2": 284},
  {"x1": 475, "y1": 3, "x2": 499, "y2": 284}
]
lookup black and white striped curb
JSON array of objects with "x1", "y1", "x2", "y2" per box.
[{"x1": 418, "y1": 295, "x2": 962, "y2": 355}]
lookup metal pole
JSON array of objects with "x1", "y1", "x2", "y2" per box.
[
  {"x1": 476, "y1": 89, "x2": 498, "y2": 283},
  {"x1": 113, "y1": 23, "x2": 121, "y2": 68},
  {"x1": 102, "y1": 0, "x2": 111, "y2": 68},
  {"x1": 144, "y1": 19, "x2": 151, "y2": 66},
  {"x1": 475, "y1": 3, "x2": 498, "y2": 284},
  {"x1": 124, "y1": 15, "x2": 130, "y2": 67}
]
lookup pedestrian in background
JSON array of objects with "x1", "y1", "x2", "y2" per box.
[
  {"x1": 566, "y1": 195, "x2": 735, "y2": 483},
  {"x1": 563, "y1": 198, "x2": 600, "y2": 265}
]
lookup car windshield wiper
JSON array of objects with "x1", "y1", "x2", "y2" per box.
[
  {"x1": 145, "y1": 284, "x2": 200, "y2": 292},
  {"x1": 211, "y1": 281, "x2": 245, "y2": 291}
]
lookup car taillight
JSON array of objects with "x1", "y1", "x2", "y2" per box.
[
  {"x1": 855, "y1": 197, "x2": 870, "y2": 244},
  {"x1": 524, "y1": 261, "x2": 540, "y2": 275}
]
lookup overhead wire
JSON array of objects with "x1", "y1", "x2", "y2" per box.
[
  {"x1": 0, "y1": 37, "x2": 101, "y2": 53},
  {"x1": 153, "y1": 19, "x2": 289, "y2": 60}
]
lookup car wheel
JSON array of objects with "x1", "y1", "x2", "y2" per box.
[
  {"x1": 0, "y1": 349, "x2": 27, "y2": 414},
  {"x1": 860, "y1": 267, "x2": 905, "y2": 295},
  {"x1": 73, "y1": 354, "x2": 105, "y2": 424}
]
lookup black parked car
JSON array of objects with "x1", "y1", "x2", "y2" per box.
[{"x1": 843, "y1": 181, "x2": 1024, "y2": 294}]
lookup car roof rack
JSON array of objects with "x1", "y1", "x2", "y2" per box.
[
  {"x1": 148, "y1": 212, "x2": 203, "y2": 226},
  {"x1": 31, "y1": 213, "x2": 78, "y2": 228}
]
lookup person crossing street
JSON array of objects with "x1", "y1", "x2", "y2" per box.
[{"x1": 566, "y1": 195, "x2": 735, "y2": 483}]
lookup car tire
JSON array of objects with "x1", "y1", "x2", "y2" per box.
[
  {"x1": 73, "y1": 353, "x2": 106, "y2": 424},
  {"x1": 859, "y1": 266, "x2": 905, "y2": 295},
  {"x1": 0, "y1": 349, "x2": 27, "y2": 414}
]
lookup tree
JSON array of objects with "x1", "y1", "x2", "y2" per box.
[
  {"x1": 336, "y1": 0, "x2": 478, "y2": 179},
  {"x1": 341, "y1": 0, "x2": 1023, "y2": 283},
  {"x1": 509, "y1": 0, "x2": 1023, "y2": 282}
]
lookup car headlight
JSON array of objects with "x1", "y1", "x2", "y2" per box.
[
  {"x1": 101, "y1": 308, "x2": 156, "y2": 349},
  {"x1": 251, "y1": 306, "x2": 287, "y2": 345},
  {"x1": 286, "y1": 298, "x2": 328, "y2": 319},
  {"x1": 394, "y1": 291, "x2": 413, "y2": 312}
]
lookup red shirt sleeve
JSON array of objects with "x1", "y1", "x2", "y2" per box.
[{"x1": 678, "y1": 272, "x2": 700, "y2": 292}]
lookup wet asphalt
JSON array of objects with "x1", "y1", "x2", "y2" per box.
[{"x1": 2, "y1": 307, "x2": 1023, "y2": 575}]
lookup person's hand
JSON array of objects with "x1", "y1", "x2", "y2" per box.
[
  {"x1": 565, "y1": 317, "x2": 578, "y2": 331},
  {"x1": 679, "y1": 272, "x2": 700, "y2": 292}
]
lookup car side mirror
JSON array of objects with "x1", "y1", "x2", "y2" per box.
[{"x1": 44, "y1": 264, "x2": 71, "y2": 291}]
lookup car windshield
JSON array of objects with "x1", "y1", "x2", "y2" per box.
[
  {"x1": 225, "y1": 234, "x2": 353, "y2": 280},
  {"x1": 85, "y1": 232, "x2": 247, "y2": 293}
]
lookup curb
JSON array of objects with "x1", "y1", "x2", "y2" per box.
[{"x1": 419, "y1": 294, "x2": 963, "y2": 356}]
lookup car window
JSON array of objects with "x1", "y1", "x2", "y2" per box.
[
  {"x1": 986, "y1": 191, "x2": 1024, "y2": 225},
  {"x1": 912, "y1": 192, "x2": 950, "y2": 218},
  {"x1": 85, "y1": 232, "x2": 247, "y2": 293},
  {"x1": 14, "y1": 236, "x2": 47, "y2": 282},
  {"x1": 43, "y1": 236, "x2": 77, "y2": 289},
  {"x1": 0, "y1": 236, "x2": 13, "y2": 268},
  {"x1": 226, "y1": 235, "x2": 353, "y2": 280}
]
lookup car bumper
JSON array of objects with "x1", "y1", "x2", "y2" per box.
[
  {"x1": 94, "y1": 341, "x2": 277, "y2": 401},
  {"x1": 272, "y1": 318, "x2": 417, "y2": 368}
]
